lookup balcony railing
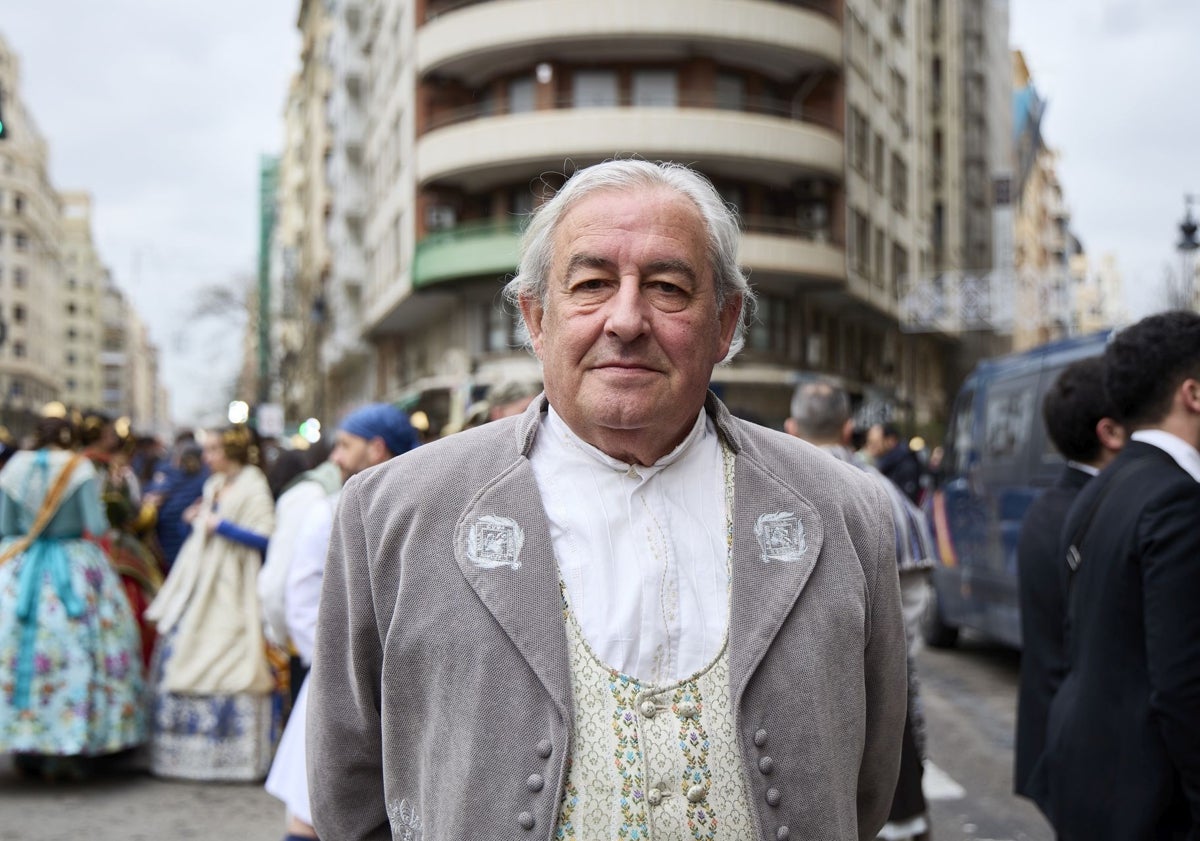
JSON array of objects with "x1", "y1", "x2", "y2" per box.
[
  {"x1": 412, "y1": 218, "x2": 525, "y2": 289},
  {"x1": 424, "y1": 92, "x2": 841, "y2": 136},
  {"x1": 423, "y1": 0, "x2": 839, "y2": 24}
]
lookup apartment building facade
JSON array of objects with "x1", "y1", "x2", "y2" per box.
[{"x1": 274, "y1": 0, "x2": 1047, "y2": 437}]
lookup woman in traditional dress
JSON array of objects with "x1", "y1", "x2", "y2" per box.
[
  {"x1": 145, "y1": 425, "x2": 278, "y2": 781},
  {"x1": 0, "y1": 415, "x2": 146, "y2": 780}
]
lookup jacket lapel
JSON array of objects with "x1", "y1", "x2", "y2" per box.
[
  {"x1": 452, "y1": 457, "x2": 574, "y2": 725},
  {"x1": 726, "y1": 447, "x2": 825, "y2": 706}
]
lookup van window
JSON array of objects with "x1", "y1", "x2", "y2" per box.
[
  {"x1": 983, "y1": 377, "x2": 1038, "y2": 462},
  {"x1": 945, "y1": 388, "x2": 975, "y2": 474}
]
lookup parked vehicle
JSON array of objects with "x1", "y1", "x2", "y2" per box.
[{"x1": 922, "y1": 330, "x2": 1111, "y2": 649}]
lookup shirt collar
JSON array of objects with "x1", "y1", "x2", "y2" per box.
[
  {"x1": 1130, "y1": 429, "x2": 1200, "y2": 482},
  {"x1": 1065, "y1": 460, "x2": 1101, "y2": 477},
  {"x1": 544, "y1": 406, "x2": 709, "y2": 477}
]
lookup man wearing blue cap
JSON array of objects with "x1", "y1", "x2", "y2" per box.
[{"x1": 265, "y1": 403, "x2": 418, "y2": 841}]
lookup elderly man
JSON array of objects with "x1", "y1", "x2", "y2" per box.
[{"x1": 307, "y1": 160, "x2": 906, "y2": 841}]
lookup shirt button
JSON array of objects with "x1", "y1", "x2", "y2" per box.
[
  {"x1": 518, "y1": 812, "x2": 535, "y2": 831},
  {"x1": 758, "y1": 756, "x2": 775, "y2": 775},
  {"x1": 639, "y1": 700, "x2": 657, "y2": 718},
  {"x1": 536, "y1": 739, "x2": 553, "y2": 759},
  {"x1": 526, "y1": 774, "x2": 544, "y2": 792},
  {"x1": 776, "y1": 827, "x2": 790, "y2": 840},
  {"x1": 766, "y1": 787, "x2": 782, "y2": 807},
  {"x1": 677, "y1": 701, "x2": 698, "y2": 719},
  {"x1": 647, "y1": 787, "x2": 663, "y2": 806},
  {"x1": 754, "y1": 728, "x2": 768, "y2": 747},
  {"x1": 686, "y1": 783, "x2": 707, "y2": 803}
]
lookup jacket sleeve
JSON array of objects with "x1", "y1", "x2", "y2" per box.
[
  {"x1": 1140, "y1": 480, "x2": 1200, "y2": 829},
  {"x1": 857, "y1": 479, "x2": 908, "y2": 839},
  {"x1": 307, "y1": 476, "x2": 392, "y2": 841}
]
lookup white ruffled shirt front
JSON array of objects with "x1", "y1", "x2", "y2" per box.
[{"x1": 529, "y1": 407, "x2": 729, "y2": 686}]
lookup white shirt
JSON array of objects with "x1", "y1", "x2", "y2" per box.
[
  {"x1": 1130, "y1": 429, "x2": 1200, "y2": 482},
  {"x1": 285, "y1": 492, "x2": 338, "y2": 664},
  {"x1": 529, "y1": 407, "x2": 729, "y2": 685}
]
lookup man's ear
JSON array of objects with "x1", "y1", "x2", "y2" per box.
[
  {"x1": 1095, "y1": 417, "x2": 1126, "y2": 453},
  {"x1": 784, "y1": 417, "x2": 798, "y2": 438},
  {"x1": 518, "y1": 295, "x2": 546, "y2": 358},
  {"x1": 1181, "y1": 377, "x2": 1200, "y2": 415}
]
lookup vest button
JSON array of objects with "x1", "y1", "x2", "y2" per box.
[
  {"x1": 647, "y1": 787, "x2": 663, "y2": 806},
  {"x1": 518, "y1": 812, "x2": 535, "y2": 831},
  {"x1": 776, "y1": 826, "x2": 790, "y2": 840},
  {"x1": 677, "y1": 700, "x2": 698, "y2": 718},
  {"x1": 766, "y1": 787, "x2": 782, "y2": 807},
  {"x1": 754, "y1": 728, "x2": 768, "y2": 747},
  {"x1": 639, "y1": 700, "x2": 657, "y2": 718},
  {"x1": 686, "y1": 783, "x2": 707, "y2": 803},
  {"x1": 526, "y1": 774, "x2": 545, "y2": 792},
  {"x1": 758, "y1": 756, "x2": 775, "y2": 775},
  {"x1": 536, "y1": 739, "x2": 553, "y2": 758}
]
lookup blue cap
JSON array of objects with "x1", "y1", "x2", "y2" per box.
[{"x1": 338, "y1": 403, "x2": 419, "y2": 457}]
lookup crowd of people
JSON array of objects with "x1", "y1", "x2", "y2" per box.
[{"x1": 2, "y1": 158, "x2": 1197, "y2": 841}]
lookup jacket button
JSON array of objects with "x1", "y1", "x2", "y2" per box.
[
  {"x1": 518, "y1": 812, "x2": 535, "y2": 830},
  {"x1": 536, "y1": 739, "x2": 553, "y2": 758},
  {"x1": 766, "y1": 788, "x2": 782, "y2": 807},
  {"x1": 686, "y1": 784, "x2": 707, "y2": 803},
  {"x1": 647, "y1": 787, "x2": 663, "y2": 806},
  {"x1": 677, "y1": 700, "x2": 698, "y2": 718},
  {"x1": 754, "y1": 728, "x2": 768, "y2": 747},
  {"x1": 758, "y1": 756, "x2": 774, "y2": 775},
  {"x1": 639, "y1": 700, "x2": 657, "y2": 718},
  {"x1": 776, "y1": 826, "x2": 790, "y2": 840},
  {"x1": 526, "y1": 774, "x2": 545, "y2": 793}
]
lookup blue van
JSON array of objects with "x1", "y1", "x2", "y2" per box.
[{"x1": 922, "y1": 330, "x2": 1112, "y2": 649}]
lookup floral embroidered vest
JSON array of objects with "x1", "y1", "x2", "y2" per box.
[{"x1": 555, "y1": 445, "x2": 755, "y2": 840}]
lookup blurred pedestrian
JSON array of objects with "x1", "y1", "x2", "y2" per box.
[
  {"x1": 0, "y1": 414, "x2": 145, "y2": 780},
  {"x1": 144, "y1": 432, "x2": 209, "y2": 569},
  {"x1": 1014, "y1": 356, "x2": 1125, "y2": 811},
  {"x1": 787, "y1": 379, "x2": 935, "y2": 841},
  {"x1": 1031, "y1": 311, "x2": 1200, "y2": 838},
  {"x1": 306, "y1": 159, "x2": 905, "y2": 840},
  {"x1": 144, "y1": 425, "x2": 277, "y2": 781},
  {"x1": 265, "y1": 403, "x2": 418, "y2": 841},
  {"x1": 868, "y1": 422, "x2": 925, "y2": 504}
]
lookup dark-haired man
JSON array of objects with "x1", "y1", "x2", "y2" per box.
[
  {"x1": 1033, "y1": 311, "x2": 1200, "y2": 839},
  {"x1": 1013, "y1": 355, "x2": 1124, "y2": 810}
]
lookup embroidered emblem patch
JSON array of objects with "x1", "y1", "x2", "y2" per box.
[
  {"x1": 754, "y1": 512, "x2": 807, "y2": 563},
  {"x1": 467, "y1": 515, "x2": 524, "y2": 570},
  {"x1": 386, "y1": 797, "x2": 423, "y2": 840}
]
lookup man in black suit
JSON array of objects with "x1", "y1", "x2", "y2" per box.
[
  {"x1": 1014, "y1": 356, "x2": 1125, "y2": 808},
  {"x1": 1032, "y1": 311, "x2": 1200, "y2": 840}
]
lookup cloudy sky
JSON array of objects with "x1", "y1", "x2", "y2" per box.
[{"x1": 1, "y1": 1, "x2": 1198, "y2": 424}]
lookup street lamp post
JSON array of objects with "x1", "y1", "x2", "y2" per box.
[{"x1": 1179, "y1": 194, "x2": 1199, "y2": 309}]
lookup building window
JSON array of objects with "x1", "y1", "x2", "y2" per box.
[
  {"x1": 66, "y1": 302, "x2": 77, "y2": 315},
  {"x1": 573, "y1": 70, "x2": 618, "y2": 108},
  {"x1": 12, "y1": 304, "x2": 24, "y2": 323},
  {"x1": 13, "y1": 267, "x2": 24, "y2": 287},
  {"x1": 13, "y1": 193, "x2": 24, "y2": 215},
  {"x1": 13, "y1": 341, "x2": 25, "y2": 358},
  {"x1": 891, "y1": 153, "x2": 908, "y2": 214},
  {"x1": 874, "y1": 227, "x2": 887, "y2": 288},
  {"x1": 873, "y1": 133, "x2": 886, "y2": 193},
  {"x1": 632, "y1": 70, "x2": 677, "y2": 107},
  {"x1": 849, "y1": 108, "x2": 870, "y2": 174},
  {"x1": 14, "y1": 232, "x2": 27, "y2": 252},
  {"x1": 66, "y1": 351, "x2": 77, "y2": 365},
  {"x1": 715, "y1": 73, "x2": 745, "y2": 111},
  {"x1": 850, "y1": 210, "x2": 871, "y2": 277},
  {"x1": 892, "y1": 242, "x2": 910, "y2": 297},
  {"x1": 747, "y1": 294, "x2": 790, "y2": 356},
  {"x1": 484, "y1": 304, "x2": 524, "y2": 352},
  {"x1": 508, "y1": 77, "x2": 535, "y2": 114}
]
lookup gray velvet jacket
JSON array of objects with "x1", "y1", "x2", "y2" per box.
[{"x1": 307, "y1": 394, "x2": 906, "y2": 841}]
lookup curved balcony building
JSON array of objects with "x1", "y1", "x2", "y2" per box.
[{"x1": 347, "y1": 0, "x2": 952, "y2": 434}]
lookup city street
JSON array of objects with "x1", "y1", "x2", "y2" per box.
[{"x1": 0, "y1": 632, "x2": 1051, "y2": 841}]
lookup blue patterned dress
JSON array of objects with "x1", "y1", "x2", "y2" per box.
[{"x1": 0, "y1": 449, "x2": 146, "y2": 756}]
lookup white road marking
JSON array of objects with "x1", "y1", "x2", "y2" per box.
[{"x1": 923, "y1": 760, "x2": 967, "y2": 800}]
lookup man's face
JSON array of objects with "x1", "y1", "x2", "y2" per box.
[
  {"x1": 519, "y1": 187, "x2": 740, "y2": 463},
  {"x1": 865, "y1": 425, "x2": 886, "y2": 457},
  {"x1": 331, "y1": 430, "x2": 386, "y2": 481}
]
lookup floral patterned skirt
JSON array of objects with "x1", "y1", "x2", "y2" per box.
[
  {"x1": 148, "y1": 627, "x2": 279, "y2": 781},
  {"x1": 0, "y1": 536, "x2": 147, "y2": 756}
]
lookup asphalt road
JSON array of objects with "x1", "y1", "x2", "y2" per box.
[{"x1": 0, "y1": 633, "x2": 1050, "y2": 840}]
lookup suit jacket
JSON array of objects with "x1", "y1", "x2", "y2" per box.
[
  {"x1": 1014, "y1": 464, "x2": 1092, "y2": 800},
  {"x1": 307, "y1": 394, "x2": 907, "y2": 841},
  {"x1": 1033, "y1": 441, "x2": 1200, "y2": 840}
]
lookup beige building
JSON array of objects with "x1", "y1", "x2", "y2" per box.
[
  {"x1": 1072, "y1": 250, "x2": 1126, "y2": 337},
  {"x1": 59, "y1": 192, "x2": 105, "y2": 411},
  {"x1": 98, "y1": 275, "x2": 166, "y2": 434},
  {"x1": 0, "y1": 34, "x2": 65, "y2": 436},
  {"x1": 271, "y1": 0, "x2": 1054, "y2": 439}
]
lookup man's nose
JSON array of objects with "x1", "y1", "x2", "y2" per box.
[{"x1": 604, "y1": 277, "x2": 649, "y2": 341}]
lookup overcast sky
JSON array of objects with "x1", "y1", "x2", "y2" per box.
[{"x1": 1, "y1": 1, "x2": 1197, "y2": 425}]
